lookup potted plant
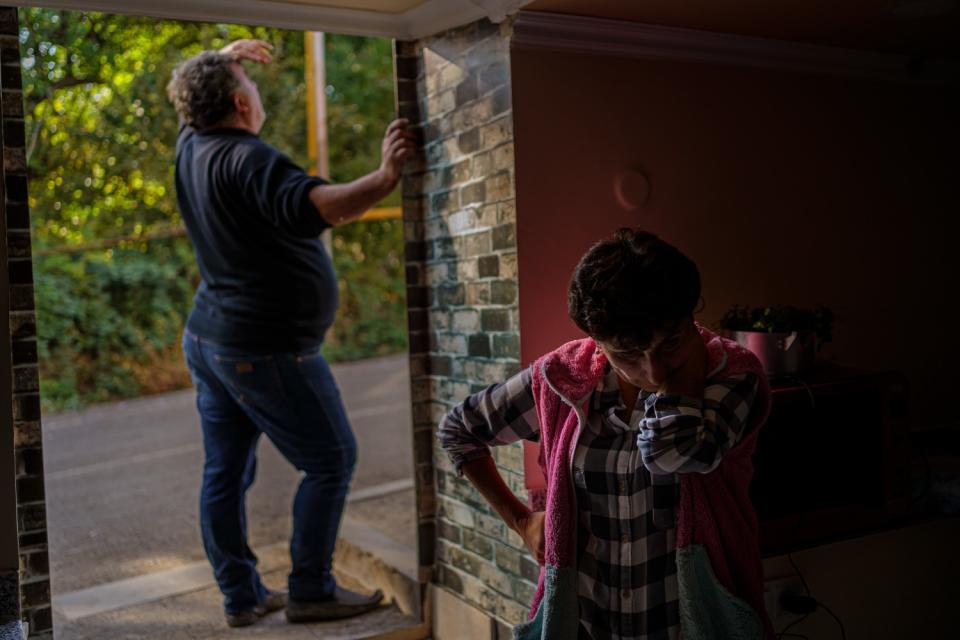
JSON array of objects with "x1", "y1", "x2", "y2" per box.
[{"x1": 718, "y1": 305, "x2": 834, "y2": 377}]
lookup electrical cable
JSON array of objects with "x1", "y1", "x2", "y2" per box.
[
  {"x1": 773, "y1": 380, "x2": 815, "y2": 640},
  {"x1": 776, "y1": 555, "x2": 848, "y2": 640},
  {"x1": 787, "y1": 553, "x2": 811, "y2": 596},
  {"x1": 776, "y1": 611, "x2": 812, "y2": 640},
  {"x1": 816, "y1": 600, "x2": 847, "y2": 640},
  {"x1": 777, "y1": 375, "x2": 817, "y2": 557},
  {"x1": 774, "y1": 371, "x2": 847, "y2": 640}
]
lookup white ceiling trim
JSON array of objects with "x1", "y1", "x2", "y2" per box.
[
  {"x1": 17, "y1": 0, "x2": 531, "y2": 40},
  {"x1": 403, "y1": 1, "x2": 483, "y2": 40},
  {"x1": 513, "y1": 11, "x2": 958, "y2": 84}
]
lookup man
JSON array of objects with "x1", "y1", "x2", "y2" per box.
[{"x1": 167, "y1": 39, "x2": 415, "y2": 628}]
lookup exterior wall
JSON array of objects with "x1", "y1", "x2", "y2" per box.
[
  {"x1": 0, "y1": 6, "x2": 51, "y2": 638},
  {"x1": 0, "y1": 4, "x2": 19, "y2": 629},
  {"x1": 396, "y1": 17, "x2": 535, "y2": 634}
]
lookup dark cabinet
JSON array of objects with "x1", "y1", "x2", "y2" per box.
[{"x1": 752, "y1": 368, "x2": 912, "y2": 554}]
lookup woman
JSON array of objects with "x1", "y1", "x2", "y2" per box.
[{"x1": 438, "y1": 229, "x2": 773, "y2": 640}]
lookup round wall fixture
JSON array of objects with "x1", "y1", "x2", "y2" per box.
[{"x1": 614, "y1": 169, "x2": 650, "y2": 210}]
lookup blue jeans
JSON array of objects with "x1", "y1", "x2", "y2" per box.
[{"x1": 182, "y1": 330, "x2": 357, "y2": 614}]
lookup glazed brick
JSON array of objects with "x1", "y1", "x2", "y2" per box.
[
  {"x1": 492, "y1": 333, "x2": 520, "y2": 359},
  {"x1": 462, "y1": 529, "x2": 494, "y2": 560},
  {"x1": 418, "y1": 522, "x2": 436, "y2": 565},
  {"x1": 19, "y1": 580, "x2": 48, "y2": 609},
  {"x1": 395, "y1": 55, "x2": 418, "y2": 79},
  {"x1": 478, "y1": 254, "x2": 499, "y2": 278},
  {"x1": 15, "y1": 448, "x2": 43, "y2": 477},
  {"x1": 457, "y1": 128, "x2": 480, "y2": 154},
  {"x1": 24, "y1": 551, "x2": 48, "y2": 577},
  {"x1": 0, "y1": 65, "x2": 22, "y2": 93},
  {"x1": 437, "y1": 564, "x2": 465, "y2": 594},
  {"x1": 5, "y1": 201, "x2": 29, "y2": 228},
  {"x1": 438, "y1": 519, "x2": 463, "y2": 545},
  {"x1": 468, "y1": 333, "x2": 491, "y2": 358},
  {"x1": 9, "y1": 284, "x2": 34, "y2": 311},
  {"x1": 490, "y1": 279, "x2": 517, "y2": 305},
  {"x1": 1, "y1": 89, "x2": 23, "y2": 118},
  {"x1": 4, "y1": 172, "x2": 27, "y2": 201},
  {"x1": 491, "y1": 223, "x2": 515, "y2": 251},
  {"x1": 12, "y1": 394, "x2": 40, "y2": 422},
  {"x1": 18, "y1": 504, "x2": 46, "y2": 534},
  {"x1": 6, "y1": 229, "x2": 31, "y2": 258},
  {"x1": 481, "y1": 308, "x2": 510, "y2": 332},
  {"x1": 7, "y1": 259, "x2": 33, "y2": 284},
  {"x1": 17, "y1": 532, "x2": 46, "y2": 554},
  {"x1": 13, "y1": 421, "x2": 41, "y2": 448},
  {"x1": 28, "y1": 606, "x2": 52, "y2": 633},
  {"x1": 0, "y1": 9, "x2": 17, "y2": 35},
  {"x1": 9, "y1": 312, "x2": 35, "y2": 340},
  {"x1": 16, "y1": 476, "x2": 44, "y2": 504}
]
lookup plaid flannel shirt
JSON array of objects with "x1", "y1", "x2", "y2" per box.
[{"x1": 439, "y1": 365, "x2": 759, "y2": 640}]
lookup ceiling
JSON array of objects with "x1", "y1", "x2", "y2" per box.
[
  {"x1": 18, "y1": 0, "x2": 512, "y2": 39},
  {"x1": 260, "y1": 0, "x2": 426, "y2": 13},
  {"x1": 19, "y1": 0, "x2": 959, "y2": 57},
  {"x1": 526, "y1": 0, "x2": 960, "y2": 58}
]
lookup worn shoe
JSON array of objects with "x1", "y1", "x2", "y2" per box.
[
  {"x1": 225, "y1": 589, "x2": 288, "y2": 628},
  {"x1": 285, "y1": 586, "x2": 384, "y2": 623}
]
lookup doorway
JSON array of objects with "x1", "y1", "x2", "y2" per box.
[{"x1": 17, "y1": 7, "x2": 418, "y2": 637}]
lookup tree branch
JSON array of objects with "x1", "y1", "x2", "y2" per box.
[
  {"x1": 51, "y1": 74, "x2": 94, "y2": 91},
  {"x1": 25, "y1": 118, "x2": 41, "y2": 164},
  {"x1": 26, "y1": 73, "x2": 98, "y2": 111},
  {"x1": 36, "y1": 226, "x2": 189, "y2": 257}
]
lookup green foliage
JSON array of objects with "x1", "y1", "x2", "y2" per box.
[
  {"x1": 34, "y1": 241, "x2": 199, "y2": 410},
  {"x1": 323, "y1": 36, "x2": 398, "y2": 202},
  {"x1": 325, "y1": 219, "x2": 407, "y2": 362},
  {"x1": 719, "y1": 304, "x2": 835, "y2": 345},
  {"x1": 21, "y1": 8, "x2": 405, "y2": 412}
]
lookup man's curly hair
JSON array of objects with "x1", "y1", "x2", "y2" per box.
[
  {"x1": 167, "y1": 51, "x2": 240, "y2": 130},
  {"x1": 568, "y1": 228, "x2": 701, "y2": 350}
]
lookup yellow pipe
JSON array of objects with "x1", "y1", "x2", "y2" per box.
[
  {"x1": 359, "y1": 206, "x2": 402, "y2": 221},
  {"x1": 304, "y1": 32, "x2": 317, "y2": 173}
]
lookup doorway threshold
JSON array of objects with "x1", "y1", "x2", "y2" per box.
[{"x1": 52, "y1": 512, "x2": 425, "y2": 639}]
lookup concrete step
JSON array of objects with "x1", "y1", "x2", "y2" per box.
[
  {"x1": 334, "y1": 515, "x2": 421, "y2": 620},
  {"x1": 51, "y1": 513, "x2": 426, "y2": 639}
]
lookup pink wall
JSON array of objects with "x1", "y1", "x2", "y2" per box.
[{"x1": 511, "y1": 48, "x2": 958, "y2": 427}]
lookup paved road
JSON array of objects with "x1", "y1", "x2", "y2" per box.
[{"x1": 42, "y1": 354, "x2": 414, "y2": 595}]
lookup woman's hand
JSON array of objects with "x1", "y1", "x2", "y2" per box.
[
  {"x1": 659, "y1": 330, "x2": 707, "y2": 397},
  {"x1": 513, "y1": 511, "x2": 546, "y2": 565},
  {"x1": 461, "y1": 457, "x2": 545, "y2": 565}
]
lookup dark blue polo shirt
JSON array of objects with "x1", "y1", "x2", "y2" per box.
[{"x1": 175, "y1": 126, "x2": 336, "y2": 350}]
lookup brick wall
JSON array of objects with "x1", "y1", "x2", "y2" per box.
[
  {"x1": 1, "y1": 6, "x2": 51, "y2": 638},
  {"x1": 0, "y1": 6, "x2": 19, "y2": 617},
  {"x1": 397, "y1": 16, "x2": 536, "y2": 634}
]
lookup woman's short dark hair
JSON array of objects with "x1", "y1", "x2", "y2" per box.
[
  {"x1": 568, "y1": 228, "x2": 701, "y2": 349},
  {"x1": 167, "y1": 51, "x2": 240, "y2": 130}
]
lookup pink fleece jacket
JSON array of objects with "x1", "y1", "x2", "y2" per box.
[{"x1": 520, "y1": 324, "x2": 773, "y2": 640}]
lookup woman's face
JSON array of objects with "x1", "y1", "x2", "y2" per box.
[{"x1": 598, "y1": 319, "x2": 699, "y2": 390}]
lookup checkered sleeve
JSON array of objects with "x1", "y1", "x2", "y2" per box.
[
  {"x1": 437, "y1": 366, "x2": 540, "y2": 473},
  {"x1": 636, "y1": 372, "x2": 760, "y2": 475}
]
